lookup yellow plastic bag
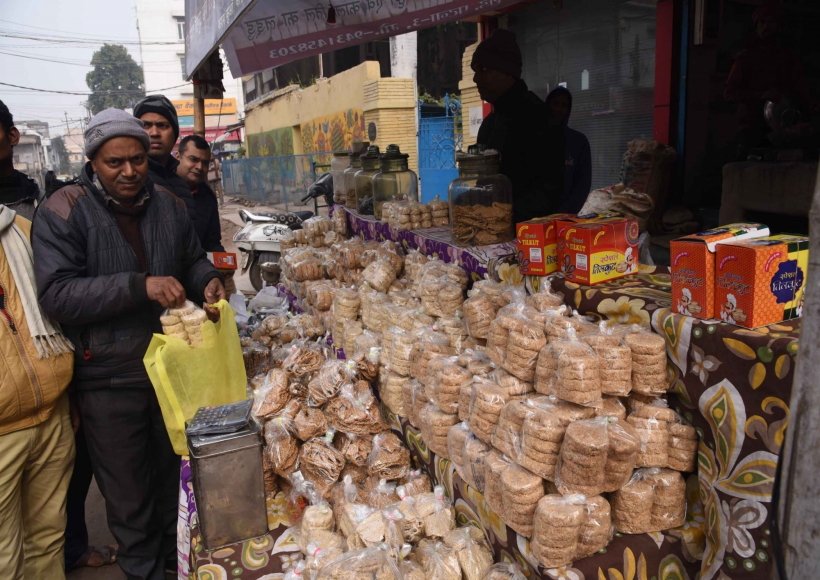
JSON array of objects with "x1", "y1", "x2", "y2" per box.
[{"x1": 144, "y1": 299, "x2": 248, "y2": 455}]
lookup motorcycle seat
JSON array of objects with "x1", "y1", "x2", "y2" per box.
[{"x1": 293, "y1": 211, "x2": 314, "y2": 221}]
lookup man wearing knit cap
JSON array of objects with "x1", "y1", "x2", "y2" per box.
[
  {"x1": 133, "y1": 95, "x2": 189, "y2": 199},
  {"x1": 472, "y1": 29, "x2": 565, "y2": 223},
  {"x1": 134, "y1": 94, "x2": 224, "y2": 253},
  {"x1": 33, "y1": 107, "x2": 224, "y2": 580}
]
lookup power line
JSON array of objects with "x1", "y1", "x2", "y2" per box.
[
  {"x1": 0, "y1": 17, "x2": 138, "y2": 37},
  {"x1": 0, "y1": 31, "x2": 181, "y2": 46},
  {"x1": 0, "y1": 17, "x2": 174, "y2": 44},
  {"x1": 0, "y1": 48, "x2": 184, "y2": 67},
  {"x1": 0, "y1": 80, "x2": 191, "y2": 96}
]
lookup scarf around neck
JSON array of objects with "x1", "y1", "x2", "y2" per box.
[{"x1": 0, "y1": 205, "x2": 73, "y2": 358}]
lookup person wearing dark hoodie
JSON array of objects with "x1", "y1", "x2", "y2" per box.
[
  {"x1": 0, "y1": 100, "x2": 40, "y2": 221},
  {"x1": 546, "y1": 86, "x2": 592, "y2": 213},
  {"x1": 133, "y1": 95, "x2": 188, "y2": 195},
  {"x1": 134, "y1": 95, "x2": 225, "y2": 256},
  {"x1": 472, "y1": 30, "x2": 564, "y2": 224}
]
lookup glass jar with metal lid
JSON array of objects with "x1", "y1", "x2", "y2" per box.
[
  {"x1": 343, "y1": 141, "x2": 368, "y2": 210},
  {"x1": 354, "y1": 145, "x2": 381, "y2": 215},
  {"x1": 371, "y1": 144, "x2": 418, "y2": 220},
  {"x1": 448, "y1": 145, "x2": 514, "y2": 247},
  {"x1": 330, "y1": 151, "x2": 350, "y2": 205}
]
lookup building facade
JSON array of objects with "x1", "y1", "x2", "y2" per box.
[
  {"x1": 14, "y1": 130, "x2": 47, "y2": 191},
  {"x1": 135, "y1": 0, "x2": 244, "y2": 145},
  {"x1": 63, "y1": 127, "x2": 86, "y2": 174}
]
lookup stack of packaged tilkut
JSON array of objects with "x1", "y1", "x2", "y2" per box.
[{"x1": 252, "y1": 215, "x2": 699, "y2": 574}]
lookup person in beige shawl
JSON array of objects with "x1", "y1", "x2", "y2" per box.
[{"x1": 0, "y1": 98, "x2": 75, "y2": 580}]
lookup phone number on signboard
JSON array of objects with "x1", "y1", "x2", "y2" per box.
[{"x1": 269, "y1": 31, "x2": 373, "y2": 59}]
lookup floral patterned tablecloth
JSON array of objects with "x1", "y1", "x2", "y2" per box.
[
  {"x1": 342, "y1": 207, "x2": 520, "y2": 283},
  {"x1": 545, "y1": 266, "x2": 800, "y2": 580},
  {"x1": 385, "y1": 411, "x2": 703, "y2": 580},
  {"x1": 178, "y1": 458, "x2": 301, "y2": 579}
]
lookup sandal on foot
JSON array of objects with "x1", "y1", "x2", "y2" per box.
[{"x1": 68, "y1": 544, "x2": 118, "y2": 570}]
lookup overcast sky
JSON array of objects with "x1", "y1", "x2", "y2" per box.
[{"x1": 0, "y1": 0, "x2": 143, "y2": 136}]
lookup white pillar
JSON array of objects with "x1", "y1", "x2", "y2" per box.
[
  {"x1": 389, "y1": 31, "x2": 420, "y2": 180},
  {"x1": 389, "y1": 31, "x2": 417, "y2": 80}
]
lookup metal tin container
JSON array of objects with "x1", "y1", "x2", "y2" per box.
[{"x1": 188, "y1": 421, "x2": 267, "y2": 549}]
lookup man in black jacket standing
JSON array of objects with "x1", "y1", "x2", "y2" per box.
[
  {"x1": 134, "y1": 96, "x2": 226, "y2": 255},
  {"x1": 472, "y1": 30, "x2": 564, "y2": 224},
  {"x1": 33, "y1": 108, "x2": 224, "y2": 580},
  {"x1": 175, "y1": 135, "x2": 224, "y2": 252}
]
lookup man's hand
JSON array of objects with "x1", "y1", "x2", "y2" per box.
[
  {"x1": 146, "y1": 276, "x2": 186, "y2": 309},
  {"x1": 203, "y1": 276, "x2": 226, "y2": 305}
]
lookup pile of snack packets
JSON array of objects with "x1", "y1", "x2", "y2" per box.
[{"x1": 238, "y1": 215, "x2": 696, "y2": 576}]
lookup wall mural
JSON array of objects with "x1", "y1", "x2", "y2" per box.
[
  {"x1": 301, "y1": 109, "x2": 365, "y2": 154},
  {"x1": 246, "y1": 127, "x2": 294, "y2": 158}
]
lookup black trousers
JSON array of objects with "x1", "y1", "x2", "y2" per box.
[
  {"x1": 76, "y1": 387, "x2": 179, "y2": 580},
  {"x1": 64, "y1": 427, "x2": 92, "y2": 568}
]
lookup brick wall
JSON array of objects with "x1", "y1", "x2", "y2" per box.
[{"x1": 363, "y1": 78, "x2": 419, "y2": 173}]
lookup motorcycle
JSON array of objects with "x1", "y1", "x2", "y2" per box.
[{"x1": 232, "y1": 173, "x2": 334, "y2": 291}]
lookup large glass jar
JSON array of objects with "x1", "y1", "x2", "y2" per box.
[
  {"x1": 448, "y1": 146, "x2": 514, "y2": 247},
  {"x1": 354, "y1": 145, "x2": 381, "y2": 215},
  {"x1": 343, "y1": 141, "x2": 368, "y2": 210},
  {"x1": 330, "y1": 151, "x2": 350, "y2": 205},
  {"x1": 372, "y1": 144, "x2": 418, "y2": 220}
]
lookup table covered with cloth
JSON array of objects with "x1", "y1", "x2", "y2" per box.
[
  {"x1": 176, "y1": 257, "x2": 799, "y2": 579},
  {"x1": 541, "y1": 265, "x2": 800, "y2": 580},
  {"x1": 386, "y1": 412, "x2": 703, "y2": 579},
  {"x1": 175, "y1": 432, "x2": 701, "y2": 580}
]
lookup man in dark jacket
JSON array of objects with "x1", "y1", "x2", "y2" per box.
[
  {"x1": 0, "y1": 100, "x2": 40, "y2": 221},
  {"x1": 133, "y1": 95, "x2": 219, "y2": 246},
  {"x1": 176, "y1": 135, "x2": 224, "y2": 252},
  {"x1": 33, "y1": 108, "x2": 224, "y2": 580},
  {"x1": 546, "y1": 87, "x2": 592, "y2": 213},
  {"x1": 176, "y1": 134, "x2": 238, "y2": 295},
  {"x1": 472, "y1": 30, "x2": 564, "y2": 224}
]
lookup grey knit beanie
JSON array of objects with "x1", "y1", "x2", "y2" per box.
[{"x1": 84, "y1": 108, "x2": 150, "y2": 159}]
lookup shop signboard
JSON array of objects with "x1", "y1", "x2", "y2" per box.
[
  {"x1": 173, "y1": 98, "x2": 238, "y2": 117},
  {"x1": 220, "y1": 0, "x2": 522, "y2": 76},
  {"x1": 178, "y1": 126, "x2": 242, "y2": 143},
  {"x1": 185, "y1": 0, "x2": 255, "y2": 78}
]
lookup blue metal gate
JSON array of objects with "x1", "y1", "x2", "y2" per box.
[{"x1": 418, "y1": 104, "x2": 459, "y2": 203}]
